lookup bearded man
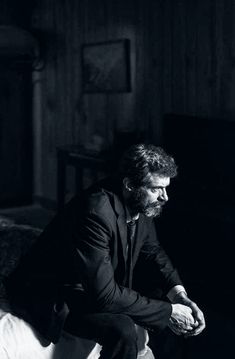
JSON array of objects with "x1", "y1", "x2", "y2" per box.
[{"x1": 5, "y1": 144, "x2": 205, "y2": 359}]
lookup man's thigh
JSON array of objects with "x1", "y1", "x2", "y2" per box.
[
  {"x1": 64, "y1": 311, "x2": 135, "y2": 343},
  {"x1": 63, "y1": 290, "x2": 153, "y2": 357},
  {"x1": 64, "y1": 311, "x2": 154, "y2": 359}
]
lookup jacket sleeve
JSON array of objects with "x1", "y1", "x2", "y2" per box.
[
  {"x1": 137, "y1": 219, "x2": 183, "y2": 295},
  {"x1": 72, "y1": 210, "x2": 172, "y2": 332}
]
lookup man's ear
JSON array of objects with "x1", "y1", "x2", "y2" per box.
[{"x1": 123, "y1": 177, "x2": 133, "y2": 192}]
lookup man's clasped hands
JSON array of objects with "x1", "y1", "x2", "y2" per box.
[{"x1": 169, "y1": 292, "x2": 206, "y2": 337}]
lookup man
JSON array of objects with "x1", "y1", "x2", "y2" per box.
[{"x1": 5, "y1": 144, "x2": 205, "y2": 358}]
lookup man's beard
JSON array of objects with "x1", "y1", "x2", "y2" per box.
[{"x1": 126, "y1": 188, "x2": 166, "y2": 218}]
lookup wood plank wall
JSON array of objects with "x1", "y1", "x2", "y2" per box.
[{"x1": 31, "y1": 0, "x2": 235, "y2": 205}]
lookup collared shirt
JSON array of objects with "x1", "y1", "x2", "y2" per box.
[{"x1": 125, "y1": 205, "x2": 139, "y2": 224}]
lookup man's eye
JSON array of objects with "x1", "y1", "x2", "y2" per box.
[{"x1": 151, "y1": 188, "x2": 159, "y2": 193}]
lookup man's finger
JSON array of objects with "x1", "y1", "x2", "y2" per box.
[
  {"x1": 169, "y1": 323, "x2": 189, "y2": 336},
  {"x1": 184, "y1": 321, "x2": 206, "y2": 337}
]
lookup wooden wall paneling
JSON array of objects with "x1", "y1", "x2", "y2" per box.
[
  {"x1": 220, "y1": 0, "x2": 235, "y2": 117},
  {"x1": 73, "y1": 0, "x2": 86, "y2": 147},
  {"x1": 39, "y1": 0, "x2": 49, "y2": 156},
  {"x1": 210, "y1": 0, "x2": 223, "y2": 117},
  {"x1": 41, "y1": 0, "x2": 53, "y2": 199},
  {"x1": 78, "y1": 0, "x2": 110, "y2": 186},
  {"x1": 131, "y1": 0, "x2": 150, "y2": 139},
  {"x1": 133, "y1": 0, "x2": 144, "y2": 132},
  {"x1": 115, "y1": 0, "x2": 136, "y2": 134},
  {"x1": 64, "y1": 0, "x2": 74, "y2": 145},
  {"x1": 184, "y1": 0, "x2": 197, "y2": 115},
  {"x1": 217, "y1": 0, "x2": 229, "y2": 115},
  {"x1": 32, "y1": 69, "x2": 42, "y2": 199},
  {"x1": 171, "y1": 0, "x2": 187, "y2": 114},
  {"x1": 104, "y1": 0, "x2": 119, "y2": 143},
  {"x1": 78, "y1": 0, "x2": 90, "y2": 148},
  {"x1": 31, "y1": 0, "x2": 46, "y2": 201},
  {"x1": 40, "y1": 0, "x2": 57, "y2": 200},
  {"x1": 65, "y1": 0, "x2": 74, "y2": 144},
  {"x1": 128, "y1": 0, "x2": 137, "y2": 136},
  {"x1": 105, "y1": 0, "x2": 135, "y2": 142},
  {"x1": 195, "y1": 0, "x2": 213, "y2": 117},
  {"x1": 83, "y1": 0, "x2": 108, "y2": 149},
  {"x1": 106, "y1": 0, "x2": 131, "y2": 136},
  {"x1": 148, "y1": 0, "x2": 164, "y2": 144},
  {"x1": 70, "y1": 0, "x2": 82, "y2": 145},
  {"x1": 162, "y1": 0, "x2": 173, "y2": 114},
  {"x1": 208, "y1": 0, "x2": 220, "y2": 118},
  {"x1": 58, "y1": 0, "x2": 83, "y2": 198},
  {"x1": 100, "y1": 0, "x2": 114, "y2": 146},
  {"x1": 65, "y1": 0, "x2": 85, "y2": 198},
  {"x1": 81, "y1": 0, "x2": 95, "y2": 147},
  {"x1": 85, "y1": 93, "x2": 108, "y2": 150},
  {"x1": 64, "y1": 0, "x2": 79, "y2": 204},
  {"x1": 55, "y1": 0, "x2": 68, "y2": 146}
]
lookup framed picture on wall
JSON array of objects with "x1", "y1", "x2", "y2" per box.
[{"x1": 81, "y1": 39, "x2": 131, "y2": 93}]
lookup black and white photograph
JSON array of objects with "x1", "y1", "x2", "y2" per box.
[{"x1": 0, "y1": 1, "x2": 234, "y2": 359}]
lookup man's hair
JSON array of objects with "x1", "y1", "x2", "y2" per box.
[{"x1": 118, "y1": 143, "x2": 177, "y2": 187}]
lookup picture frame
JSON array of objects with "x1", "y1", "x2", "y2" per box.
[{"x1": 81, "y1": 39, "x2": 131, "y2": 93}]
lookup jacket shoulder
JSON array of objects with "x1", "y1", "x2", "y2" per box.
[
  {"x1": 65, "y1": 177, "x2": 122, "y2": 222},
  {"x1": 86, "y1": 189, "x2": 112, "y2": 214}
]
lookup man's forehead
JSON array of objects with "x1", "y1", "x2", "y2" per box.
[{"x1": 146, "y1": 173, "x2": 170, "y2": 187}]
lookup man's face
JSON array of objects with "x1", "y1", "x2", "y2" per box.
[{"x1": 127, "y1": 174, "x2": 170, "y2": 218}]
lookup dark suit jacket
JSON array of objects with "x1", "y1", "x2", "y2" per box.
[{"x1": 5, "y1": 177, "x2": 182, "y2": 343}]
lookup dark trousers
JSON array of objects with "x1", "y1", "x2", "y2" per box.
[{"x1": 64, "y1": 311, "x2": 138, "y2": 359}]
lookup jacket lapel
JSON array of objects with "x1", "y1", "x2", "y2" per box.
[
  {"x1": 108, "y1": 187, "x2": 147, "y2": 278},
  {"x1": 100, "y1": 178, "x2": 129, "y2": 268},
  {"x1": 112, "y1": 193, "x2": 146, "y2": 263},
  {"x1": 113, "y1": 194, "x2": 128, "y2": 262}
]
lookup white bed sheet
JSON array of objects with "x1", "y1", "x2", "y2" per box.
[
  {"x1": 0, "y1": 306, "x2": 155, "y2": 359},
  {"x1": 0, "y1": 307, "x2": 100, "y2": 359}
]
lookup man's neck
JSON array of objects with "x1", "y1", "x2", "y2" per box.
[{"x1": 122, "y1": 188, "x2": 139, "y2": 222}]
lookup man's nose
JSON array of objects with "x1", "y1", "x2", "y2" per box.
[{"x1": 159, "y1": 188, "x2": 168, "y2": 202}]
